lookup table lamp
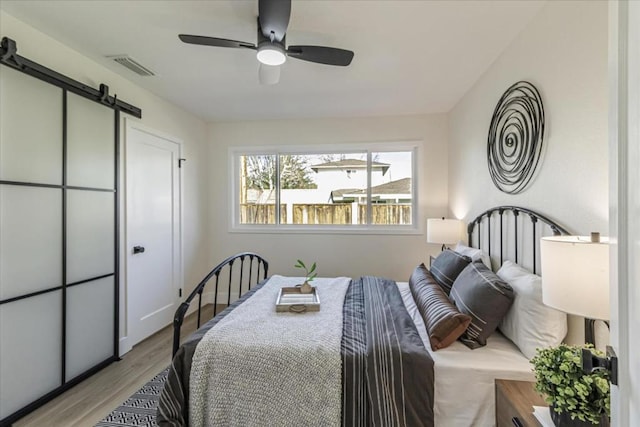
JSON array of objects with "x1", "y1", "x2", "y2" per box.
[
  {"x1": 540, "y1": 233, "x2": 610, "y2": 345},
  {"x1": 426, "y1": 218, "x2": 462, "y2": 251}
]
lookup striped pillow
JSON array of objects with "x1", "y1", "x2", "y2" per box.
[
  {"x1": 409, "y1": 264, "x2": 472, "y2": 350},
  {"x1": 449, "y1": 261, "x2": 515, "y2": 349},
  {"x1": 429, "y1": 249, "x2": 472, "y2": 294}
]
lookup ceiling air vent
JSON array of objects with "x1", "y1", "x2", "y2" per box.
[{"x1": 107, "y1": 55, "x2": 155, "y2": 77}]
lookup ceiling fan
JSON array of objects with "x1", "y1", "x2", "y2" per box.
[{"x1": 178, "y1": 0, "x2": 354, "y2": 84}]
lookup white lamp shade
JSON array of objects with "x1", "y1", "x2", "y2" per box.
[
  {"x1": 426, "y1": 218, "x2": 462, "y2": 244},
  {"x1": 540, "y1": 236, "x2": 610, "y2": 320}
]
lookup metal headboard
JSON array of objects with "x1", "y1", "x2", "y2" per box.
[
  {"x1": 172, "y1": 252, "x2": 269, "y2": 356},
  {"x1": 467, "y1": 206, "x2": 570, "y2": 274}
]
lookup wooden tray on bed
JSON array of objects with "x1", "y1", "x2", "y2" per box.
[{"x1": 276, "y1": 286, "x2": 320, "y2": 313}]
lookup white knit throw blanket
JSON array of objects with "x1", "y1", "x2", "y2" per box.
[{"x1": 189, "y1": 275, "x2": 350, "y2": 427}]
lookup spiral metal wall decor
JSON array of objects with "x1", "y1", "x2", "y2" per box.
[{"x1": 487, "y1": 81, "x2": 545, "y2": 194}]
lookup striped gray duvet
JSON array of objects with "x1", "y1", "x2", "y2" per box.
[
  {"x1": 157, "y1": 276, "x2": 434, "y2": 427},
  {"x1": 342, "y1": 276, "x2": 434, "y2": 427}
]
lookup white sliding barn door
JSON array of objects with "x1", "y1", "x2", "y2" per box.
[
  {"x1": 0, "y1": 66, "x2": 118, "y2": 422},
  {"x1": 65, "y1": 93, "x2": 116, "y2": 380},
  {"x1": 609, "y1": 1, "x2": 639, "y2": 425},
  {"x1": 125, "y1": 122, "x2": 182, "y2": 348}
]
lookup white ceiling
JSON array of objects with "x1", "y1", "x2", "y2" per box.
[{"x1": 1, "y1": 1, "x2": 546, "y2": 122}]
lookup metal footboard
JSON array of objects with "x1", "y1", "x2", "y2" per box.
[{"x1": 172, "y1": 252, "x2": 269, "y2": 357}]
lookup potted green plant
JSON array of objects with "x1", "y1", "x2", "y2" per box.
[
  {"x1": 531, "y1": 344, "x2": 610, "y2": 426},
  {"x1": 294, "y1": 259, "x2": 317, "y2": 293}
]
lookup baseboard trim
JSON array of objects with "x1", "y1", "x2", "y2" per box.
[
  {"x1": 121, "y1": 294, "x2": 232, "y2": 359},
  {"x1": 119, "y1": 336, "x2": 132, "y2": 357}
]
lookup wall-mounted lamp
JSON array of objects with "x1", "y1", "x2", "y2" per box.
[{"x1": 426, "y1": 218, "x2": 462, "y2": 251}]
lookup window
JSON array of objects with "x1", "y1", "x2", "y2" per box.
[{"x1": 231, "y1": 144, "x2": 417, "y2": 232}]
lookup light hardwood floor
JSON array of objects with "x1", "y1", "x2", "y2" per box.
[{"x1": 14, "y1": 305, "x2": 218, "y2": 427}]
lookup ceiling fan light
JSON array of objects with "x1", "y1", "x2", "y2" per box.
[
  {"x1": 259, "y1": 64, "x2": 281, "y2": 85},
  {"x1": 257, "y1": 43, "x2": 286, "y2": 66}
]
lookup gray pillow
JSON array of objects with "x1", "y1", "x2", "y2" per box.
[
  {"x1": 449, "y1": 261, "x2": 515, "y2": 349},
  {"x1": 429, "y1": 249, "x2": 472, "y2": 294}
]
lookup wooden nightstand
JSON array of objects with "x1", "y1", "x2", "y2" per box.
[{"x1": 495, "y1": 379, "x2": 547, "y2": 427}]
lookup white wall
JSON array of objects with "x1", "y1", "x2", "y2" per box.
[
  {"x1": 448, "y1": 0, "x2": 608, "y2": 344},
  {"x1": 0, "y1": 12, "x2": 211, "y2": 350},
  {"x1": 208, "y1": 114, "x2": 449, "y2": 282},
  {"x1": 449, "y1": 0, "x2": 608, "y2": 232}
]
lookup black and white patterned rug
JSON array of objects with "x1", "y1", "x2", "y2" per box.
[{"x1": 95, "y1": 368, "x2": 168, "y2": 427}]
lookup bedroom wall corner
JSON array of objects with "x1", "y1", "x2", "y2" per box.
[
  {"x1": 206, "y1": 114, "x2": 450, "y2": 285},
  {"x1": 0, "y1": 11, "x2": 212, "y2": 354},
  {"x1": 446, "y1": 1, "x2": 609, "y2": 344}
]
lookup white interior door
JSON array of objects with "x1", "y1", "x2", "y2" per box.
[{"x1": 126, "y1": 122, "x2": 181, "y2": 347}]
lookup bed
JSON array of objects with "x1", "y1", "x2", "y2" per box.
[{"x1": 157, "y1": 206, "x2": 570, "y2": 427}]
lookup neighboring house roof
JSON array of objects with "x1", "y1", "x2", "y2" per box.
[
  {"x1": 330, "y1": 188, "x2": 361, "y2": 198},
  {"x1": 329, "y1": 188, "x2": 361, "y2": 203},
  {"x1": 310, "y1": 159, "x2": 390, "y2": 175},
  {"x1": 346, "y1": 177, "x2": 411, "y2": 196},
  {"x1": 371, "y1": 177, "x2": 411, "y2": 194}
]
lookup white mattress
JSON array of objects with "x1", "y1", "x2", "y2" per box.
[{"x1": 397, "y1": 281, "x2": 535, "y2": 427}]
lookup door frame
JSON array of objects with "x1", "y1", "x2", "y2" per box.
[
  {"x1": 120, "y1": 118, "x2": 183, "y2": 355},
  {"x1": 609, "y1": 1, "x2": 638, "y2": 425}
]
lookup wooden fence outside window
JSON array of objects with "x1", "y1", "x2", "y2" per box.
[{"x1": 240, "y1": 203, "x2": 411, "y2": 225}]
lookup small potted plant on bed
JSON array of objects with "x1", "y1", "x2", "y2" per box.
[
  {"x1": 531, "y1": 344, "x2": 610, "y2": 427},
  {"x1": 294, "y1": 259, "x2": 317, "y2": 293}
]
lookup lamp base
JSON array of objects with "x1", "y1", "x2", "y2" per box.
[
  {"x1": 585, "y1": 318, "x2": 596, "y2": 346},
  {"x1": 581, "y1": 345, "x2": 618, "y2": 386},
  {"x1": 584, "y1": 318, "x2": 610, "y2": 347}
]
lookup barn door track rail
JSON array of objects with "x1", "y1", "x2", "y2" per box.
[{"x1": 1, "y1": 37, "x2": 142, "y2": 118}]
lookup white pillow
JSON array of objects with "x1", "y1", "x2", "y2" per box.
[
  {"x1": 454, "y1": 242, "x2": 492, "y2": 270},
  {"x1": 497, "y1": 261, "x2": 567, "y2": 359}
]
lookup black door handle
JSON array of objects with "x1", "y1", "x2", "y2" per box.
[{"x1": 133, "y1": 245, "x2": 145, "y2": 254}]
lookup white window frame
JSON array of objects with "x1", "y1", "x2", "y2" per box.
[{"x1": 229, "y1": 142, "x2": 421, "y2": 235}]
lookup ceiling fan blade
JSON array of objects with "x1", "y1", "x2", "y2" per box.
[
  {"x1": 259, "y1": 0, "x2": 291, "y2": 42},
  {"x1": 258, "y1": 63, "x2": 281, "y2": 85},
  {"x1": 179, "y1": 34, "x2": 255, "y2": 49},
  {"x1": 287, "y1": 45, "x2": 354, "y2": 66}
]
